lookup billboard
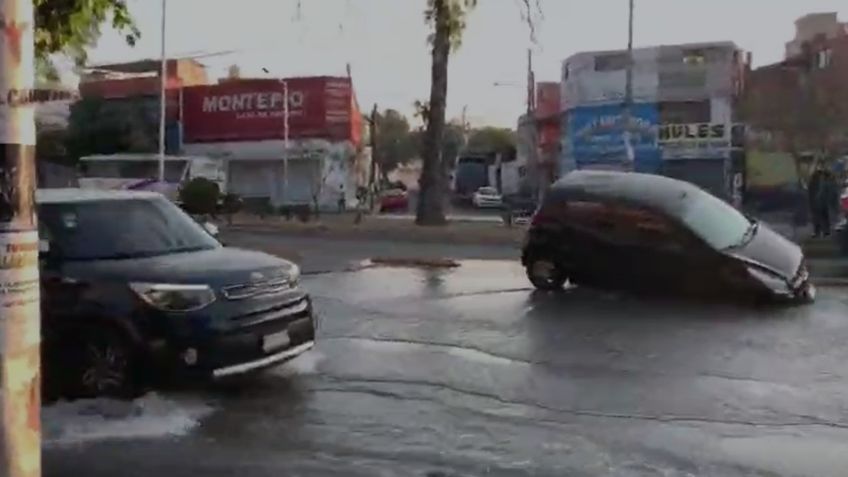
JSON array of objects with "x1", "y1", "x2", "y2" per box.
[
  {"x1": 181, "y1": 77, "x2": 355, "y2": 144},
  {"x1": 568, "y1": 103, "x2": 660, "y2": 172}
]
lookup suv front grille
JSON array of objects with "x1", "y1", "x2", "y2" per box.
[
  {"x1": 230, "y1": 296, "x2": 310, "y2": 329},
  {"x1": 222, "y1": 277, "x2": 292, "y2": 300},
  {"x1": 791, "y1": 261, "x2": 809, "y2": 289}
]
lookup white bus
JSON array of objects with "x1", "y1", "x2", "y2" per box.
[{"x1": 78, "y1": 154, "x2": 227, "y2": 202}]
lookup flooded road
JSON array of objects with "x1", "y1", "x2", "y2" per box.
[{"x1": 45, "y1": 261, "x2": 848, "y2": 476}]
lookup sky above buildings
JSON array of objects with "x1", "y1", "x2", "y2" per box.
[{"x1": 86, "y1": 0, "x2": 848, "y2": 128}]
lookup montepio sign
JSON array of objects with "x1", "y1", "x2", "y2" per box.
[
  {"x1": 182, "y1": 77, "x2": 356, "y2": 143},
  {"x1": 201, "y1": 90, "x2": 305, "y2": 118}
]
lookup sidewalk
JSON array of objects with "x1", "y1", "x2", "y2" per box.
[{"x1": 222, "y1": 212, "x2": 525, "y2": 246}]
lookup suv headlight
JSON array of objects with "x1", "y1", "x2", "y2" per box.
[
  {"x1": 288, "y1": 265, "x2": 301, "y2": 288},
  {"x1": 130, "y1": 283, "x2": 216, "y2": 312},
  {"x1": 747, "y1": 267, "x2": 791, "y2": 295}
]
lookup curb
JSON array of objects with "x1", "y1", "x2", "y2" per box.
[
  {"x1": 368, "y1": 257, "x2": 461, "y2": 268},
  {"x1": 221, "y1": 224, "x2": 523, "y2": 247},
  {"x1": 812, "y1": 277, "x2": 848, "y2": 287}
]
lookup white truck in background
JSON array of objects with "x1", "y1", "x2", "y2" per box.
[{"x1": 78, "y1": 154, "x2": 227, "y2": 202}]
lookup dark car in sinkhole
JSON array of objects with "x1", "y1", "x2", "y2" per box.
[{"x1": 522, "y1": 171, "x2": 815, "y2": 304}]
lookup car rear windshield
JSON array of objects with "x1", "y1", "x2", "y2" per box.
[
  {"x1": 681, "y1": 191, "x2": 752, "y2": 250},
  {"x1": 479, "y1": 187, "x2": 498, "y2": 195},
  {"x1": 39, "y1": 197, "x2": 221, "y2": 261}
]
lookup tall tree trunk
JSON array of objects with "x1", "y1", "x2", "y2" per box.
[{"x1": 416, "y1": 0, "x2": 450, "y2": 226}]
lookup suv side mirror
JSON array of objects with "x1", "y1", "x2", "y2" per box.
[
  {"x1": 38, "y1": 239, "x2": 61, "y2": 269},
  {"x1": 202, "y1": 222, "x2": 219, "y2": 237}
]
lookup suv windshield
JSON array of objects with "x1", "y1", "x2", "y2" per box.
[
  {"x1": 40, "y1": 197, "x2": 220, "y2": 260},
  {"x1": 681, "y1": 191, "x2": 753, "y2": 250}
]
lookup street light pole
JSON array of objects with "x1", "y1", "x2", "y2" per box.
[
  {"x1": 622, "y1": 0, "x2": 635, "y2": 168},
  {"x1": 0, "y1": 1, "x2": 42, "y2": 476},
  {"x1": 158, "y1": 0, "x2": 167, "y2": 183},
  {"x1": 281, "y1": 79, "x2": 289, "y2": 206}
]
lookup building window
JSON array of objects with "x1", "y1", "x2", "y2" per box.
[
  {"x1": 816, "y1": 49, "x2": 833, "y2": 69},
  {"x1": 658, "y1": 100, "x2": 711, "y2": 124},
  {"x1": 682, "y1": 49, "x2": 706, "y2": 65},
  {"x1": 594, "y1": 53, "x2": 628, "y2": 72}
]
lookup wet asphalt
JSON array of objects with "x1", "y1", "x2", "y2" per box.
[{"x1": 43, "y1": 236, "x2": 848, "y2": 477}]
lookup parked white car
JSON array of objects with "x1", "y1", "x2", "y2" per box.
[{"x1": 472, "y1": 186, "x2": 503, "y2": 208}]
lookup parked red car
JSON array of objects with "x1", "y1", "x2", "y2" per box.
[{"x1": 379, "y1": 189, "x2": 409, "y2": 212}]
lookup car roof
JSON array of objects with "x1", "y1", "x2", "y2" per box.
[
  {"x1": 36, "y1": 188, "x2": 163, "y2": 204},
  {"x1": 548, "y1": 170, "x2": 703, "y2": 217}
]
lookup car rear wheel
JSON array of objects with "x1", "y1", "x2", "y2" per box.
[
  {"x1": 70, "y1": 327, "x2": 144, "y2": 399},
  {"x1": 526, "y1": 256, "x2": 568, "y2": 291}
]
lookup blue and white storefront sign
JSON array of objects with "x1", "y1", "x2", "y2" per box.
[{"x1": 567, "y1": 103, "x2": 661, "y2": 172}]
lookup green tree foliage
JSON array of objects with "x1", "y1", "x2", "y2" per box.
[
  {"x1": 375, "y1": 109, "x2": 417, "y2": 178},
  {"x1": 34, "y1": 0, "x2": 140, "y2": 68},
  {"x1": 36, "y1": 123, "x2": 69, "y2": 165},
  {"x1": 411, "y1": 121, "x2": 465, "y2": 169},
  {"x1": 466, "y1": 127, "x2": 516, "y2": 155},
  {"x1": 66, "y1": 97, "x2": 159, "y2": 160},
  {"x1": 179, "y1": 177, "x2": 221, "y2": 216}
]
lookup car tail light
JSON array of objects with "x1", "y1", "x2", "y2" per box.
[{"x1": 530, "y1": 209, "x2": 555, "y2": 226}]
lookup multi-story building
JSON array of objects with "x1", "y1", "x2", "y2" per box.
[
  {"x1": 560, "y1": 41, "x2": 748, "y2": 202},
  {"x1": 741, "y1": 13, "x2": 848, "y2": 210},
  {"x1": 785, "y1": 12, "x2": 848, "y2": 59},
  {"x1": 746, "y1": 13, "x2": 848, "y2": 157}
]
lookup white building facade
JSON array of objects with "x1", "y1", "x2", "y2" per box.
[{"x1": 560, "y1": 41, "x2": 748, "y2": 202}]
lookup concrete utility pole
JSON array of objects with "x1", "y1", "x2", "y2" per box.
[
  {"x1": 281, "y1": 79, "x2": 289, "y2": 206},
  {"x1": 0, "y1": 1, "x2": 42, "y2": 476},
  {"x1": 526, "y1": 49, "x2": 535, "y2": 115},
  {"x1": 158, "y1": 0, "x2": 167, "y2": 183},
  {"x1": 368, "y1": 104, "x2": 378, "y2": 211},
  {"x1": 622, "y1": 0, "x2": 635, "y2": 168}
]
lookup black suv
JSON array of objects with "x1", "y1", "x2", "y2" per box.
[
  {"x1": 38, "y1": 189, "x2": 316, "y2": 398},
  {"x1": 522, "y1": 171, "x2": 815, "y2": 303}
]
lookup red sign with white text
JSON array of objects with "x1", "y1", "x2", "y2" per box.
[
  {"x1": 535, "y1": 82, "x2": 560, "y2": 119},
  {"x1": 181, "y1": 77, "x2": 355, "y2": 143}
]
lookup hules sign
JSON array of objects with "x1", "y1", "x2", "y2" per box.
[
  {"x1": 658, "y1": 123, "x2": 728, "y2": 143},
  {"x1": 658, "y1": 123, "x2": 745, "y2": 160}
]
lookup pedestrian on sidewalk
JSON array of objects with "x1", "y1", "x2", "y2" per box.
[
  {"x1": 808, "y1": 160, "x2": 837, "y2": 238},
  {"x1": 337, "y1": 184, "x2": 346, "y2": 213}
]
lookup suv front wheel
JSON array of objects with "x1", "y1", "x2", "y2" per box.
[
  {"x1": 526, "y1": 255, "x2": 568, "y2": 291},
  {"x1": 66, "y1": 326, "x2": 145, "y2": 399}
]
